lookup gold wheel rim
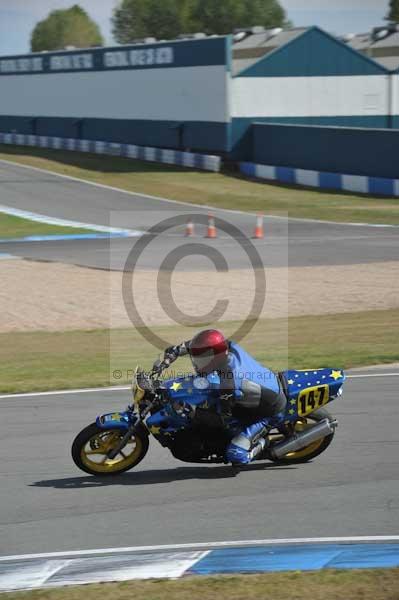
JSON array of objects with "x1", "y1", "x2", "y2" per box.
[{"x1": 81, "y1": 430, "x2": 142, "y2": 473}]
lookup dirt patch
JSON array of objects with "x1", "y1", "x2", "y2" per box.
[{"x1": 1, "y1": 259, "x2": 399, "y2": 332}]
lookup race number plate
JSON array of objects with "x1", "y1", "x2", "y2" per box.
[{"x1": 297, "y1": 385, "x2": 329, "y2": 416}]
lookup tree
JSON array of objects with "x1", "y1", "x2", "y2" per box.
[
  {"x1": 31, "y1": 5, "x2": 103, "y2": 52},
  {"x1": 194, "y1": 0, "x2": 287, "y2": 34},
  {"x1": 112, "y1": 0, "x2": 287, "y2": 42},
  {"x1": 386, "y1": 0, "x2": 399, "y2": 22},
  {"x1": 112, "y1": 0, "x2": 183, "y2": 42}
]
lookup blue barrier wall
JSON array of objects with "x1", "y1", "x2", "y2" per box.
[
  {"x1": 0, "y1": 116, "x2": 228, "y2": 152},
  {"x1": 251, "y1": 122, "x2": 399, "y2": 179},
  {"x1": 230, "y1": 115, "x2": 390, "y2": 160}
]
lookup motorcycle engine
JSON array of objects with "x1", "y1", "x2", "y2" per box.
[{"x1": 169, "y1": 425, "x2": 229, "y2": 464}]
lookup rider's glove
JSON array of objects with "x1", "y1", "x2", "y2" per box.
[{"x1": 164, "y1": 346, "x2": 180, "y2": 361}]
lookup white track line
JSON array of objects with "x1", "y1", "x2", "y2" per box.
[
  {"x1": 0, "y1": 203, "x2": 142, "y2": 236},
  {"x1": 346, "y1": 372, "x2": 399, "y2": 379},
  {"x1": 0, "y1": 157, "x2": 397, "y2": 229},
  {"x1": 1, "y1": 536, "x2": 398, "y2": 563},
  {"x1": 0, "y1": 385, "x2": 130, "y2": 399},
  {"x1": 0, "y1": 374, "x2": 392, "y2": 399},
  {"x1": 0, "y1": 371, "x2": 398, "y2": 400}
]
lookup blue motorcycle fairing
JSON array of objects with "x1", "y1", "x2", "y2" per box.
[
  {"x1": 280, "y1": 368, "x2": 345, "y2": 422},
  {"x1": 283, "y1": 368, "x2": 346, "y2": 399},
  {"x1": 96, "y1": 410, "x2": 133, "y2": 431},
  {"x1": 163, "y1": 373, "x2": 220, "y2": 408},
  {"x1": 154, "y1": 368, "x2": 346, "y2": 432},
  {"x1": 146, "y1": 373, "x2": 222, "y2": 442}
]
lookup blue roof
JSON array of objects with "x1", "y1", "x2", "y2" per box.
[{"x1": 237, "y1": 26, "x2": 388, "y2": 77}]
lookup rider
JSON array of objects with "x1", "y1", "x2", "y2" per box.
[{"x1": 153, "y1": 329, "x2": 287, "y2": 465}]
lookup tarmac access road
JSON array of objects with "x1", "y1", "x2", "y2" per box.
[{"x1": 0, "y1": 159, "x2": 398, "y2": 270}]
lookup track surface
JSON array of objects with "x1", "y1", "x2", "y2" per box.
[
  {"x1": 1, "y1": 369, "x2": 398, "y2": 557},
  {"x1": 0, "y1": 160, "x2": 398, "y2": 270}
]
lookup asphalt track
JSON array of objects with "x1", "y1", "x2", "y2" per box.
[
  {"x1": 1, "y1": 369, "x2": 398, "y2": 557},
  {"x1": 1, "y1": 159, "x2": 398, "y2": 270}
]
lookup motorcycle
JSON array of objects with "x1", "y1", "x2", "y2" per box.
[{"x1": 71, "y1": 366, "x2": 345, "y2": 476}]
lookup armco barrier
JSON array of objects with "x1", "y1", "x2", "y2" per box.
[
  {"x1": 0, "y1": 133, "x2": 221, "y2": 173},
  {"x1": 240, "y1": 162, "x2": 399, "y2": 197}
]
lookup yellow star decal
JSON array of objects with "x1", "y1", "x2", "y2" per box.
[
  {"x1": 149, "y1": 425, "x2": 161, "y2": 435},
  {"x1": 290, "y1": 399, "x2": 296, "y2": 405},
  {"x1": 288, "y1": 409, "x2": 295, "y2": 415},
  {"x1": 330, "y1": 370, "x2": 343, "y2": 381},
  {"x1": 287, "y1": 379, "x2": 294, "y2": 385},
  {"x1": 170, "y1": 381, "x2": 182, "y2": 392}
]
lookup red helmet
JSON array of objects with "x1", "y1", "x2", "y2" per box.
[{"x1": 189, "y1": 329, "x2": 228, "y2": 374}]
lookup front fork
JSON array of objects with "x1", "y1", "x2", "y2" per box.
[
  {"x1": 107, "y1": 424, "x2": 137, "y2": 459},
  {"x1": 99, "y1": 405, "x2": 152, "y2": 460}
]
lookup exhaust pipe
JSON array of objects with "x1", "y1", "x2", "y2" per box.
[{"x1": 271, "y1": 419, "x2": 337, "y2": 459}]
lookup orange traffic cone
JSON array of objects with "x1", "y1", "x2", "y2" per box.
[
  {"x1": 206, "y1": 213, "x2": 217, "y2": 238},
  {"x1": 185, "y1": 218, "x2": 195, "y2": 237},
  {"x1": 253, "y1": 213, "x2": 264, "y2": 239}
]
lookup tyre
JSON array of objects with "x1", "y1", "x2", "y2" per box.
[
  {"x1": 71, "y1": 422, "x2": 149, "y2": 476},
  {"x1": 269, "y1": 407, "x2": 335, "y2": 464}
]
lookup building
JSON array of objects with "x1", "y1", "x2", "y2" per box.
[
  {"x1": 343, "y1": 24, "x2": 399, "y2": 71},
  {"x1": 0, "y1": 26, "x2": 396, "y2": 160},
  {"x1": 231, "y1": 26, "x2": 390, "y2": 157}
]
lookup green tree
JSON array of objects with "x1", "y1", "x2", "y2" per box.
[
  {"x1": 112, "y1": 0, "x2": 287, "y2": 42},
  {"x1": 194, "y1": 0, "x2": 286, "y2": 34},
  {"x1": 31, "y1": 5, "x2": 103, "y2": 52},
  {"x1": 177, "y1": 0, "x2": 201, "y2": 33},
  {"x1": 386, "y1": 0, "x2": 399, "y2": 22},
  {"x1": 112, "y1": 0, "x2": 182, "y2": 42}
]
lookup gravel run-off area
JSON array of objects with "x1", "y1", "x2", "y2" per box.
[{"x1": 1, "y1": 259, "x2": 398, "y2": 332}]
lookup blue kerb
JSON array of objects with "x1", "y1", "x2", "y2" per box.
[
  {"x1": 319, "y1": 171, "x2": 342, "y2": 190},
  {"x1": 194, "y1": 154, "x2": 204, "y2": 169},
  {"x1": 155, "y1": 148, "x2": 163, "y2": 163},
  {"x1": 0, "y1": 232, "x2": 132, "y2": 243},
  {"x1": 240, "y1": 162, "x2": 256, "y2": 177},
  {"x1": 276, "y1": 166, "x2": 295, "y2": 184},
  {"x1": 190, "y1": 543, "x2": 399, "y2": 575},
  {"x1": 368, "y1": 177, "x2": 395, "y2": 196}
]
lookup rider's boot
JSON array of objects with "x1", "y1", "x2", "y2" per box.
[
  {"x1": 249, "y1": 437, "x2": 267, "y2": 461},
  {"x1": 226, "y1": 421, "x2": 269, "y2": 465}
]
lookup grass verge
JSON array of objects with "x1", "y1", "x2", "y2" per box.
[
  {"x1": 1, "y1": 309, "x2": 398, "y2": 393},
  {"x1": 0, "y1": 213, "x2": 97, "y2": 239},
  {"x1": 1, "y1": 145, "x2": 398, "y2": 225},
  {"x1": 2, "y1": 569, "x2": 399, "y2": 600}
]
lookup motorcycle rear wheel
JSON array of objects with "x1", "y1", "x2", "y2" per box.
[
  {"x1": 269, "y1": 407, "x2": 335, "y2": 464},
  {"x1": 72, "y1": 423, "x2": 149, "y2": 476}
]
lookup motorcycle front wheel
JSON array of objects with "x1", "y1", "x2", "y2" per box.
[{"x1": 71, "y1": 423, "x2": 149, "y2": 476}]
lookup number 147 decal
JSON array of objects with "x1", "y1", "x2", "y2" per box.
[{"x1": 297, "y1": 385, "x2": 329, "y2": 416}]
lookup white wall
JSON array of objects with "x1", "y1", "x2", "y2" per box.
[
  {"x1": 232, "y1": 75, "x2": 390, "y2": 118},
  {"x1": 0, "y1": 66, "x2": 229, "y2": 122},
  {"x1": 391, "y1": 73, "x2": 399, "y2": 122}
]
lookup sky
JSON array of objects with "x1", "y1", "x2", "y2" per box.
[{"x1": 0, "y1": 0, "x2": 389, "y2": 57}]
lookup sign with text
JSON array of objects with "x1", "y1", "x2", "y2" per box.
[{"x1": 0, "y1": 37, "x2": 228, "y2": 76}]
